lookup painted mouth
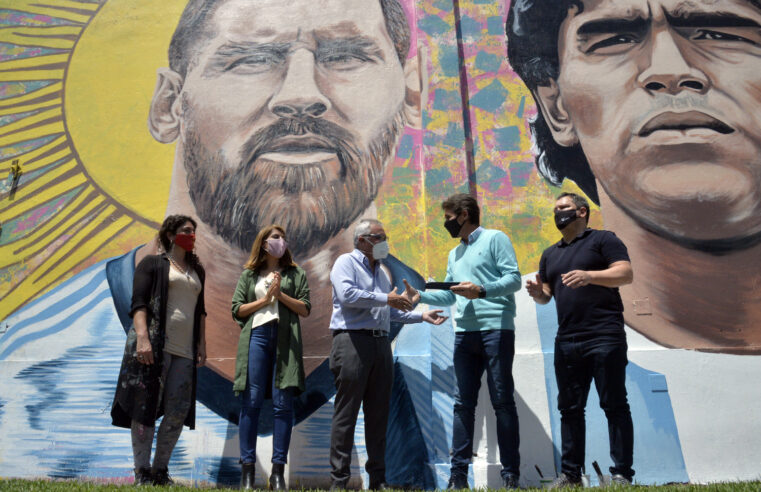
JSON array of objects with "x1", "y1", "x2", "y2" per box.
[
  {"x1": 638, "y1": 111, "x2": 734, "y2": 137},
  {"x1": 258, "y1": 135, "x2": 337, "y2": 156}
]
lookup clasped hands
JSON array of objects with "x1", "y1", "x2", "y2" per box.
[
  {"x1": 386, "y1": 281, "x2": 447, "y2": 325},
  {"x1": 264, "y1": 272, "x2": 282, "y2": 302}
]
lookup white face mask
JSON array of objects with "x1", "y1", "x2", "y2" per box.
[{"x1": 371, "y1": 240, "x2": 390, "y2": 260}]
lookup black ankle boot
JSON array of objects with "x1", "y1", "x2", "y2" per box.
[
  {"x1": 134, "y1": 467, "x2": 151, "y2": 486},
  {"x1": 151, "y1": 467, "x2": 173, "y2": 486},
  {"x1": 269, "y1": 463, "x2": 286, "y2": 491},
  {"x1": 240, "y1": 462, "x2": 256, "y2": 490}
]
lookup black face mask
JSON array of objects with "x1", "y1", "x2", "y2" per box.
[
  {"x1": 444, "y1": 216, "x2": 464, "y2": 238},
  {"x1": 554, "y1": 209, "x2": 578, "y2": 230}
]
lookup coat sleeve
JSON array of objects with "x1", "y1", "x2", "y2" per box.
[
  {"x1": 294, "y1": 267, "x2": 311, "y2": 315},
  {"x1": 196, "y1": 264, "x2": 207, "y2": 316},
  {"x1": 231, "y1": 270, "x2": 252, "y2": 329},
  {"x1": 130, "y1": 256, "x2": 157, "y2": 317}
]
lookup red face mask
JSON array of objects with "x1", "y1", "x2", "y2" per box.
[{"x1": 174, "y1": 233, "x2": 195, "y2": 252}]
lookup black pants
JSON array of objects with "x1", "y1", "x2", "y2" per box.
[
  {"x1": 554, "y1": 335, "x2": 635, "y2": 481},
  {"x1": 329, "y1": 331, "x2": 393, "y2": 485}
]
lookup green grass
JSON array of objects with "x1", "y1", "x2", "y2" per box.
[{"x1": 1, "y1": 478, "x2": 761, "y2": 492}]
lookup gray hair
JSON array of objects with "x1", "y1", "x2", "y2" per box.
[{"x1": 353, "y1": 219, "x2": 383, "y2": 247}]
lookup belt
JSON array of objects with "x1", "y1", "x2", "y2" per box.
[{"x1": 332, "y1": 329, "x2": 388, "y2": 338}]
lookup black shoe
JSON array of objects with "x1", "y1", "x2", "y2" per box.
[
  {"x1": 134, "y1": 467, "x2": 152, "y2": 486},
  {"x1": 241, "y1": 462, "x2": 256, "y2": 490},
  {"x1": 447, "y1": 474, "x2": 468, "y2": 490},
  {"x1": 369, "y1": 481, "x2": 390, "y2": 490},
  {"x1": 502, "y1": 474, "x2": 520, "y2": 489},
  {"x1": 270, "y1": 463, "x2": 287, "y2": 491},
  {"x1": 330, "y1": 479, "x2": 348, "y2": 491},
  {"x1": 547, "y1": 473, "x2": 582, "y2": 489},
  {"x1": 610, "y1": 474, "x2": 632, "y2": 486},
  {"x1": 152, "y1": 467, "x2": 174, "y2": 486}
]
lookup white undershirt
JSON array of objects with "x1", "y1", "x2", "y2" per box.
[{"x1": 250, "y1": 272, "x2": 279, "y2": 329}]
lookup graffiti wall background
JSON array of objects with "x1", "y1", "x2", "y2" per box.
[{"x1": 1, "y1": 0, "x2": 759, "y2": 488}]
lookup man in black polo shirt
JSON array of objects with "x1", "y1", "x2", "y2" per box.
[{"x1": 526, "y1": 192, "x2": 635, "y2": 488}]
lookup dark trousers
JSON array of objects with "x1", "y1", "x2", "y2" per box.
[
  {"x1": 239, "y1": 320, "x2": 294, "y2": 465},
  {"x1": 451, "y1": 329, "x2": 520, "y2": 480},
  {"x1": 554, "y1": 336, "x2": 634, "y2": 481},
  {"x1": 329, "y1": 331, "x2": 393, "y2": 485}
]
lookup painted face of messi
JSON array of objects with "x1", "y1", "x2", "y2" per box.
[
  {"x1": 537, "y1": 0, "x2": 761, "y2": 252},
  {"x1": 162, "y1": 0, "x2": 419, "y2": 257}
]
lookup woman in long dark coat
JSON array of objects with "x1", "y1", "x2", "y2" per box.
[{"x1": 111, "y1": 215, "x2": 206, "y2": 485}]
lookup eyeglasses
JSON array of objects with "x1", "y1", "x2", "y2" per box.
[{"x1": 362, "y1": 233, "x2": 388, "y2": 242}]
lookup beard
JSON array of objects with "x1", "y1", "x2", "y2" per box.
[{"x1": 183, "y1": 109, "x2": 406, "y2": 258}]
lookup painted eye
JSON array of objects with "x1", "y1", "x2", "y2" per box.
[
  {"x1": 320, "y1": 53, "x2": 373, "y2": 70},
  {"x1": 227, "y1": 54, "x2": 284, "y2": 73},
  {"x1": 693, "y1": 29, "x2": 755, "y2": 44},
  {"x1": 588, "y1": 33, "x2": 641, "y2": 52}
]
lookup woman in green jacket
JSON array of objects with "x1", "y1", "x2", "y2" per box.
[{"x1": 231, "y1": 225, "x2": 310, "y2": 490}]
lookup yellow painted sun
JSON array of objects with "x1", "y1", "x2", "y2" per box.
[
  {"x1": 66, "y1": 0, "x2": 187, "y2": 224},
  {"x1": 0, "y1": 0, "x2": 186, "y2": 320}
]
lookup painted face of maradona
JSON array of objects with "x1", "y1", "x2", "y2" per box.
[
  {"x1": 546, "y1": 0, "x2": 761, "y2": 252},
  {"x1": 177, "y1": 0, "x2": 411, "y2": 256}
]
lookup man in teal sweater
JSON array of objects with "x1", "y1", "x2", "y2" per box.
[{"x1": 404, "y1": 193, "x2": 522, "y2": 489}]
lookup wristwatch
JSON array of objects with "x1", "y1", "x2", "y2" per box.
[{"x1": 478, "y1": 286, "x2": 486, "y2": 298}]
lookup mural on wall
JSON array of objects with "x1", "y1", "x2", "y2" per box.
[
  {"x1": 0, "y1": 0, "x2": 759, "y2": 488},
  {"x1": 504, "y1": 0, "x2": 761, "y2": 485}
]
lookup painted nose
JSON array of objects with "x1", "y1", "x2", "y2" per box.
[
  {"x1": 268, "y1": 48, "x2": 331, "y2": 118},
  {"x1": 637, "y1": 30, "x2": 710, "y2": 95}
]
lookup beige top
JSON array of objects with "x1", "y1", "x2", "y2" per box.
[
  {"x1": 164, "y1": 265, "x2": 202, "y2": 359},
  {"x1": 250, "y1": 272, "x2": 279, "y2": 329}
]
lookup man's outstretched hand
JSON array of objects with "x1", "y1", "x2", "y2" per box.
[
  {"x1": 526, "y1": 273, "x2": 550, "y2": 303},
  {"x1": 387, "y1": 287, "x2": 412, "y2": 311},
  {"x1": 422, "y1": 309, "x2": 448, "y2": 325},
  {"x1": 402, "y1": 279, "x2": 421, "y2": 305}
]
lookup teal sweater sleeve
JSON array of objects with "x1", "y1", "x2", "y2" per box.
[
  {"x1": 482, "y1": 231, "x2": 521, "y2": 297},
  {"x1": 419, "y1": 259, "x2": 456, "y2": 306}
]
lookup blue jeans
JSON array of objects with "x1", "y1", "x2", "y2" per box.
[
  {"x1": 554, "y1": 335, "x2": 634, "y2": 481},
  {"x1": 239, "y1": 320, "x2": 294, "y2": 465},
  {"x1": 451, "y1": 329, "x2": 520, "y2": 479}
]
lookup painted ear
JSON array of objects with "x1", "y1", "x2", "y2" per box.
[
  {"x1": 533, "y1": 79, "x2": 578, "y2": 147},
  {"x1": 148, "y1": 68, "x2": 184, "y2": 143},
  {"x1": 402, "y1": 44, "x2": 428, "y2": 129}
]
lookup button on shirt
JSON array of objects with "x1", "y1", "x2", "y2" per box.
[{"x1": 330, "y1": 249, "x2": 422, "y2": 331}]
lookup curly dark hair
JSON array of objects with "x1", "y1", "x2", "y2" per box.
[
  {"x1": 158, "y1": 214, "x2": 202, "y2": 270},
  {"x1": 505, "y1": 0, "x2": 599, "y2": 204},
  {"x1": 168, "y1": 0, "x2": 412, "y2": 79}
]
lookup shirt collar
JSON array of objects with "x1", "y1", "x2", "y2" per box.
[
  {"x1": 462, "y1": 226, "x2": 484, "y2": 245},
  {"x1": 557, "y1": 228, "x2": 592, "y2": 247},
  {"x1": 351, "y1": 248, "x2": 375, "y2": 270}
]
